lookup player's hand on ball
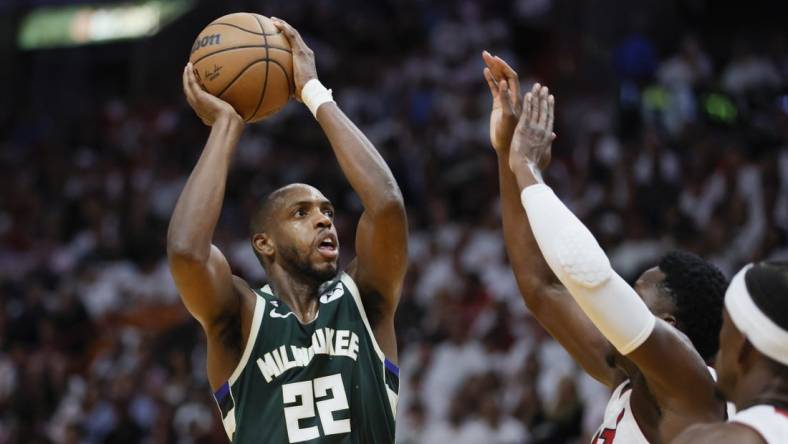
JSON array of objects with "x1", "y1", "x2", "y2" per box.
[
  {"x1": 510, "y1": 83, "x2": 556, "y2": 174},
  {"x1": 483, "y1": 51, "x2": 522, "y2": 153},
  {"x1": 271, "y1": 18, "x2": 317, "y2": 101},
  {"x1": 182, "y1": 63, "x2": 243, "y2": 126}
]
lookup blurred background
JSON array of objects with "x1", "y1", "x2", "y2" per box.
[{"x1": 1, "y1": 0, "x2": 787, "y2": 443}]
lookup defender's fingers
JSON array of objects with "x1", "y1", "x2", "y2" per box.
[
  {"x1": 529, "y1": 83, "x2": 541, "y2": 125},
  {"x1": 498, "y1": 79, "x2": 512, "y2": 110},
  {"x1": 523, "y1": 92, "x2": 533, "y2": 122},
  {"x1": 515, "y1": 94, "x2": 531, "y2": 133},
  {"x1": 484, "y1": 68, "x2": 499, "y2": 97},
  {"x1": 482, "y1": 50, "x2": 496, "y2": 68},
  {"x1": 538, "y1": 86, "x2": 550, "y2": 128},
  {"x1": 494, "y1": 56, "x2": 520, "y2": 97},
  {"x1": 546, "y1": 94, "x2": 555, "y2": 135}
]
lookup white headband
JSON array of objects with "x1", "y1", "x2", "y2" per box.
[{"x1": 725, "y1": 264, "x2": 788, "y2": 367}]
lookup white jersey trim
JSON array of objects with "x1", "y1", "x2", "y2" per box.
[
  {"x1": 731, "y1": 404, "x2": 788, "y2": 444},
  {"x1": 340, "y1": 272, "x2": 399, "y2": 418},
  {"x1": 228, "y1": 292, "x2": 265, "y2": 385},
  {"x1": 340, "y1": 273, "x2": 386, "y2": 363}
]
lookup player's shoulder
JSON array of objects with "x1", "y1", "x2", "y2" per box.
[{"x1": 672, "y1": 422, "x2": 766, "y2": 444}]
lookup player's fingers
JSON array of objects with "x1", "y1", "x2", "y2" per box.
[
  {"x1": 546, "y1": 94, "x2": 555, "y2": 136},
  {"x1": 483, "y1": 68, "x2": 499, "y2": 97},
  {"x1": 186, "y1": 64, "x2": 205, "y2": 100},
  {"x1": 538, "y1": 86, "x2": 549, "y2": 129},
  {"x1": 183, "y1": 64, "x2": 200, "y2": 106},
  {"x1": 272, "y1": 18, "x2": 308, "y2": 50},
  {"x1": 182, "y1": 65, "x2": 191, "y2": 100}
]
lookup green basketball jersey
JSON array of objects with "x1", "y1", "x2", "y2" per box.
[{"x1": 213, "y1": 272, "x2": 399, "y2": 443}]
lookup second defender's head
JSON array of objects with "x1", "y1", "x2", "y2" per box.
[
  {"x1": 715, "y1": 261, "x2": 788, "y2": 406},
  {"x1": 250, "y1": 183, "x2": 339, "y2": 283},
  {"x1": 634, "y1": 251, "x2": 728, "y2": 362}
]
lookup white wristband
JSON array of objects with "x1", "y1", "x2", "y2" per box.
[{"x1": 301, "y1": 78, "x2": 334, "y2": 117}]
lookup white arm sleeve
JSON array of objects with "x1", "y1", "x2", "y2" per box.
[{"x1": 520, "y1": 184, "x2": 656, "y2": 355}]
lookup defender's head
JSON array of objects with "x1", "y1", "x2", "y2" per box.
[
  {"x1": 715, "y1": 261, "x2": 788, "y2": 405},
  {"x1": 250, "y1": 183, "x2": 339, "y2": 283},
  {"x1": 634, "y1": 251, "x2": 728, "y2": 362}
]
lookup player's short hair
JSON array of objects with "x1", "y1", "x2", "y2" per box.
[
  {"x1": 249, "y1": 184, "x2": 304, "y2": 237},
  {"x1": 658, "y1": 251, "x2": 728, "y2": 361}
]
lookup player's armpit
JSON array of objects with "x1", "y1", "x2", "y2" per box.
[
  {"x1": 627, "y1": 320, "x2": 724, "y2": 420},
  {"x1": 671, "y1": 422, "x2": 766, "y2": 444},
  {"x1": 347, "y1": 203, "x2": 407, "y2": 361}
]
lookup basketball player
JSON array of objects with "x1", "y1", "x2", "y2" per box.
[
  {"x1": 483, "y1": 52, "x2": 728, "y2": 443},
  {"x1": 168, "y1": 19, "x2": 405, "y2": 443},
  {"x1": 672, "y1": 261, "x2": 788, "y2": 443}
]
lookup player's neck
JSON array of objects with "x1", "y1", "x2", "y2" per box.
[
  {"x1": 267, "y1": 267, "x2": 322, "y2": 323},
  {"x1": 735, "y1": 361, "x2": 788, "y2": 410}
]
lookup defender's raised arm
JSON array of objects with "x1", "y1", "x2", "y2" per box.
[
  {"x1": 483, "y1": 53, "x2": 621, "y2": 387},
  {"x1": 510, "y1": 86, "x2": 725, "y2": 437}
]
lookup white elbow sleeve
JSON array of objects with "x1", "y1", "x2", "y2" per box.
[{"x1": 521, "y1": 184, "x2": 656, "y2": 354}]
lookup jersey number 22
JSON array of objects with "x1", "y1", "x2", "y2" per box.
[{"x1": 282, "y1": 373, "x2": 351, "y2": 443}]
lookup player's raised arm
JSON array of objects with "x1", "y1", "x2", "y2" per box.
[
  {"x1": 508, "y1": 88, "x2": 723, "y2": 420},
  {"x1": 273, "y1": 19, "x2": 407, "y2": 360},
  {"x1": 483, "y1": 53, "x2": 621, "y2": 388},
  {"x1": 167, "y1": 64, "x2": 245, "y2": 344}
]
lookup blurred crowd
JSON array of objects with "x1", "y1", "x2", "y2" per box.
[{"x1": 1, "y1": 0, "x2": 787, "y2": 443}]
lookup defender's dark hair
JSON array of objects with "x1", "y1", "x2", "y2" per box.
[
  {"x1": 659, "y1": 251, "x2": 728, "y2": 361},
  {"x1": 745, "y1": 261, "x2": 788, "y2": 331}
]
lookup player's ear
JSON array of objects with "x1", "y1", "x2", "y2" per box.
[
  {"x1": 738, "y1": 338, "x2": 757, "y2": 371},
  {"x1": 253, "y1": 233, "x2": 275, "y2": 258}
]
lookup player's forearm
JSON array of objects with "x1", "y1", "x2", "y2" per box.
[
  {"x1": 167, "y1": 115, "x2": 244, "y2": 262},
  {"x1": 315, "y1": 102, "x2": 404, "y2": 212},
  {"x1": 517, "y1": 176, "x2": 656, "y2": 356},
  {"x1": 497, "y1": 151, "x2": 559, "y2": 301}
]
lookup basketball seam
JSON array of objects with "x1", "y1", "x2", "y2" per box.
[
  {"x1": 268, "y1": 59, "x2": 293, "y2": 98},
  {"x1": 207, "y1": 22, "x2": 281, "y2": 36},
  {"x1": 249, "y1": 48, "x2": 291, "y2": 119},
  {"x1": 248, "y1": 14, "x2": 270, "y2": 122},
  {"x1": 216, "y1": 59, "x2": 266, "y2": 99},
  {"x1": 192, "y1": 45, "x2": 291, "y2": 65}
]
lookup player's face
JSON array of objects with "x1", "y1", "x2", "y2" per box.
[
  {"x1": 714, "y1": 309, "x2": 744, "y2": 401},
  {"x1": 271, "y1": 186, "x2": 339, "y2": 282},
  {"x1": 608, "y1": 267, "x2": 674, "y2": 374},
  {"x1": 635, "y1": 267, "x2": 677, "y2": 323}
]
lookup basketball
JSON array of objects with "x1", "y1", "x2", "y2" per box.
[{"x1": 189, "y1": 13, "x2": 294, "y2": 122}]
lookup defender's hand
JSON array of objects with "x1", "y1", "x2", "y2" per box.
[
  {"x1": 483, "y1": 51, "x2": 522, "y2": 153},
  {"x1": 271, "y1": 18, "x2": 317, "y2": 100},
  {"x1": 510, "y1": 83, "x2": 556, "y2": 174},
  {"x1": 182, "y1": 63, "x2": 242, "y2": 126}
]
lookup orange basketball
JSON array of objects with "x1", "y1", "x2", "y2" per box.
[{"x1": 189, "y1": 13, "x2": 294, "y2": 122}]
